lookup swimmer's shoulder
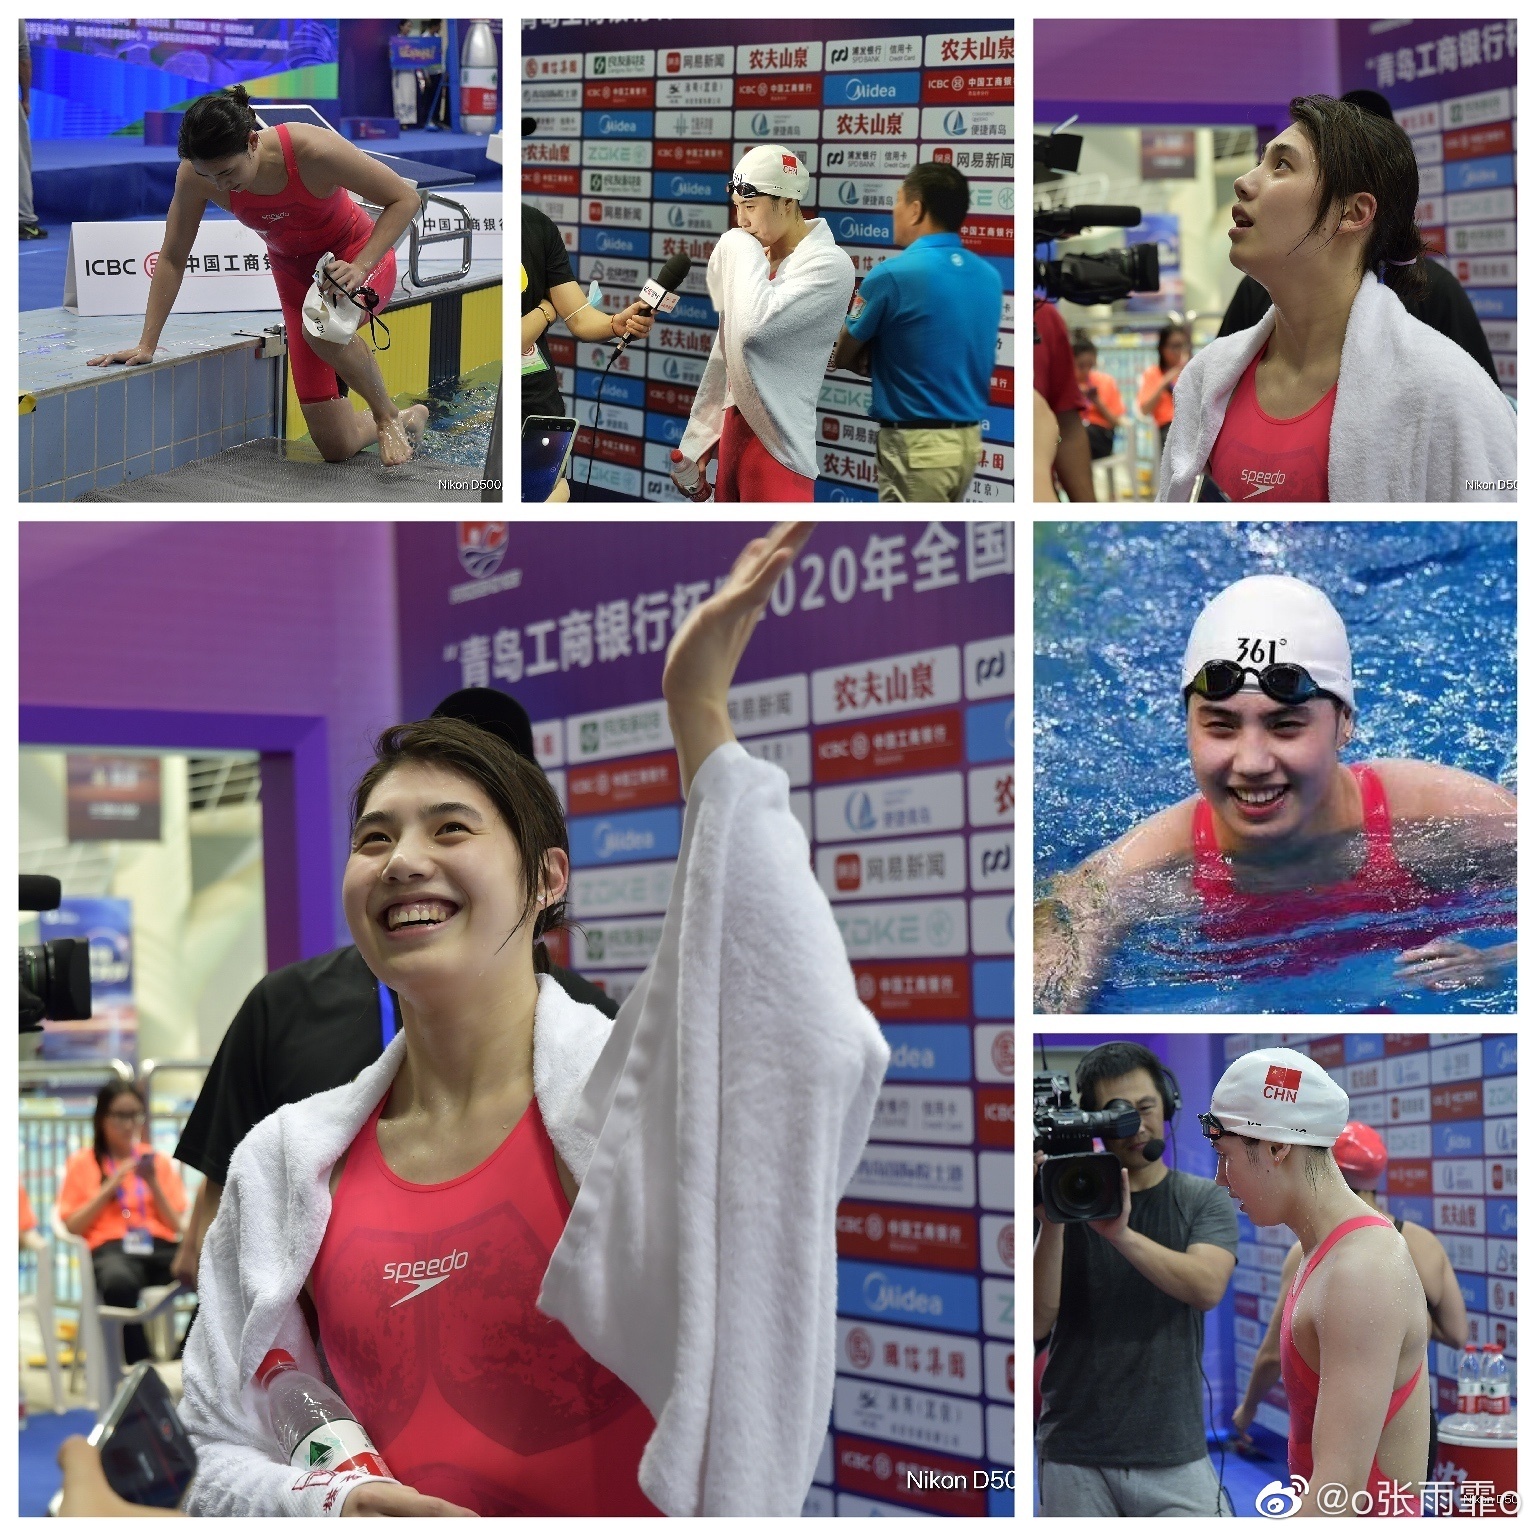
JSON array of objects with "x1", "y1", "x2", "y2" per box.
[
  {"x1": 1098, "y1": 795, "x2": 1200, "y2": 879},
  {"x1": 1366, "y1": 758, "x2": 1516, "y2": 819}
]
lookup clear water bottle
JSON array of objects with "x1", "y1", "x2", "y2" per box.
[
  {"x1": 1481, "y1": 1342, "x2": 1512, "y2": 1439},
  {"x1": 459, "y1": 20, "x2": 498, "y2": 135},
  {"x1": 1443, "y1": 1343, "x2": 1484, "y2": 1436},
  {"x1": 254, "y1": 1349, "x2": 395, "y2": 1482},
  {"x1": 670, "y1": 449, "x2": 702, "y2": 495}
]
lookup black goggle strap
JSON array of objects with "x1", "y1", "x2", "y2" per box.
[
  {"x1": 729, "y1": 177, "x2": 763, "y2": 199},
  {"x1": 1188, "y1": 660, "x2": 1317, "y2": 705}
]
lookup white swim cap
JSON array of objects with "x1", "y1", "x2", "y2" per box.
[
  {"x1": 1181, "y1": 574, "x2": 1354, "y2": 712},
  {"x1": 1207, "y1": 1046, "x2": 1350, "y2": 1148},
  {"x1": 729, "y1": 144, "x2": 810, "y2": 202},
  {"x1": 302, "y1": 252, "x2": 364, "y2": 346}
]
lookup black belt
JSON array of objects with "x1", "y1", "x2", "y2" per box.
[{"x1": 877, "y1": 419, "x2": 979, "y2": 430}]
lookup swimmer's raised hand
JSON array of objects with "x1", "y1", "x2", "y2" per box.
[
  {"x1": 341, "y1": 1481, "x2": 478, "y2": 1516},
  {"x1": 88, "y1": 344, "x2": 158, "y2": 367}
]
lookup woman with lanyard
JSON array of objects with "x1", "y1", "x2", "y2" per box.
[
  {"x1": 88, "y1": 84, "x2": 428, "y2": 467},
  {"x1": 58, "y1": 1083, "x2": 188, "y2": 1365}
]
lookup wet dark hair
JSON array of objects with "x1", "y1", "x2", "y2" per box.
[
  {"x1": 349, "y1": 717, "x2": 570, "y2": 946},
  {"x1": 1156, "y1": 323, "x2": 1191, "y2": 371},
  {"x1": 93, "y1": 1081, "x2": 146, "y2": 1177},
  {"x1": 1076, "y1": 1041, "x2": 1169, "y2": 1114},
  {"x1": 900, "y1": 161, "x2": 969, "y2": 232},
  {"x1": 177, "y1": 82, "x2": 260, "y2": 163},
  {"x1": 1283, "y1": 93, "x2": 1433, "y2": 308}
]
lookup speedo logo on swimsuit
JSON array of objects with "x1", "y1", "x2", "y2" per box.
[
  {"x1": 1263, "y1": 1065, "x2": 1303, "y2": 1102},
  {"x1": 1239, "y1": 469, "x2": 1285, "y2": 499},
  {"x1": 260, "y1": 212, "x2": 291, "y2": 222},
  {"x1": 382, "y1": 1249, "x2": 469, "y2": 1306}
]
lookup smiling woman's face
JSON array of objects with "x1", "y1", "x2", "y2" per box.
[
  {"x1": 342, "y1": 760, "x2": 539, "y2": 997},
  {"x1": 1186, "y1": 691, "x2": 1350, "y2": 846}
]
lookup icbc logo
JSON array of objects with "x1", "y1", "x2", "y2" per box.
[
  {"x1": 145, "y1": 251, "x2": 158, "y2": 277},
  {"x1": 845, "y1": 1326, "x2": 873, "y2": 1368},
  {"x1": 835, "y1": 852, "x2": 862, "y2": 891},
  {"x1": 850, "y1": 731, "x2": 869, "y2": 759},
  {"x1": 86, "y1": 257, "x2": 138, "y2": 276}
]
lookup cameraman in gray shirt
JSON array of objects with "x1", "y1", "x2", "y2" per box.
[{"x1": 1034, "y1": 1042, "x2": 1238, "y2": 1516}]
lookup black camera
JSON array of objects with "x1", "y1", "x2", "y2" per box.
[
  {"x1": 1034, "y1": 1071, "x2": 1139, "y2": 1223},
  {"x1": 20, "y1": 875, "x2": 92, "y2": 1033},
  {"x1": 1034, "y1": 118, "x2": 1161, "y2": 309}
]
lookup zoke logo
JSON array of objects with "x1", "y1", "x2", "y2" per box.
[
  {"x1": 384, "y1": 1249, "x2": 468, "y2": 1306},
  {"x1": 1263, "y1": 1065, "x2": 1303, "y2": 1102}
]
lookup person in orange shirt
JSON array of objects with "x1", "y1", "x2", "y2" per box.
[
  {"x1": 20, "y1": 1181, "x2": 38, "y2": 1237},
  {"x1": 1071, "y1": 334, "x2": 1129, "y2": 460},
  {"x1": 1137, "y1": 324, "x2": 1190, "y2": 462},
  {"x1": 57, "y1": 1083, "x2": 187, "y2": 1366}
]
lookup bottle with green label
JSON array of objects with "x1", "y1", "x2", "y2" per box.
[{"x1": 254, "y1": 1349, "x2": 395, "y2": 1484}]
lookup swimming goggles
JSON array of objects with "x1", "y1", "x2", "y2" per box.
[
  {"x1": 727, "y1": 174, "x2": 769, "y2": 200},
  {"x1": 1184, "y1": 659, "x2": 1335, "y2": 708},
  {"x1": 1198, "y1": 1112, "x2": 1230, "y2": 1143}
]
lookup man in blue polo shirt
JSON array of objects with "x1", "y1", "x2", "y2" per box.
[{"x1": 830, "y1": 162, "x2": 1003, "y2": 501}]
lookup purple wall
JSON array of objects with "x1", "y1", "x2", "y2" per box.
[
  {"x1": 1035, "y1": 19, "x2": 1340, "y2": 125},
  {"x1": 19, "y1": 522, "x2": 402, "y2": 951}
]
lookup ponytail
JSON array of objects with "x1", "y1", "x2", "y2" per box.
[{"x1": 177, "y1": 83, "x2": 260, "y2": 162}]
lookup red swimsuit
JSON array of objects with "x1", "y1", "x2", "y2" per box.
[
  {"x1": 227, "y1": 124, "x2": 398, "y2": 404},
  {"x1": 310, "y1": 1093, "x2": 660, "y2": 1516},
  {"x1": 1280, "y1": 1213, "x2": 1425, "y2": 1515}
]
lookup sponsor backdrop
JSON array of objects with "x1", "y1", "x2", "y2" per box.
[
  {"x1": 397, "y1": 521, "x2": 1016, "y2": 1516},
  {"x1": 1337, "y1": 19, "x2": 1518, "y2": 397},
  {"x1": 521, "y1": 17, "x2": 1016, "y2": 502}
]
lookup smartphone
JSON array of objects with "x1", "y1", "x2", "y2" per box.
[
  {"x1": 89, "y1": 1360, "x2": 197, "y2": 1508},
  {"x1": 522, "y1": 415, "x2": 578, "y2": 502}
]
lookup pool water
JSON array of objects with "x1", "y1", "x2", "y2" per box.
[
  {"x1": 409, "y1": 362, "x2": 500, "y2": 470},
  {"x1": 1034, "y1": 521, "x2": 1517, "y2": 1014}
]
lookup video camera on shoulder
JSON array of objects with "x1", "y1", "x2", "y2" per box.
[
  {"x1": 1034, "y1": 1071, "x2": 1139, "y2": 1223},
  {"x1": 1034, "y1": 117, "x2": 1161, "y2": 314}
]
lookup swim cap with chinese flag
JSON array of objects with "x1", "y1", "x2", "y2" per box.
[
  {"x1": 729, "y1": 144, "x2": 811, "y2": 202},
  {"x1": 1208, "y1": 1046, "x2": 1349, "y2": 1146}
]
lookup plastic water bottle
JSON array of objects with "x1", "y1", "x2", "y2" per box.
[
  {"x1": 670, "y1": 449, "x2": 702, "y2": 495},
  {"x1": 1481, "y1": 1342, "x2": 1512, "y2": 1439},
  {"x1": 459, "y1": 20, "x2": 498, "y2": 135},
  {"x1": 1444, "y1": 1343, "x2": 1485, "y2": 1436},
  {"x1": 255, "y1": 1349, "x2": 395, "y2": 1482}
]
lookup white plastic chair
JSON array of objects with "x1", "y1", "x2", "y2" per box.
[
  {"x1": 18, "y1": 1228, "x2": 67, "y2": 1413},
  {"x1": 50, "y1": 1206, "x2": 184, "y2": 1413}
]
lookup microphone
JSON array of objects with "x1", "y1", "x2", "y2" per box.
[
  {"x1": 613, "y1": 252, "x2": 690, "y2": 354},
  {"x1": 1067, "y1": 205, "x2": 1145, "y2": 229},
  {"x1": 20, "y1": 875, "x2": 62, "y2": 912},
  {"x1": 1142, "y1": 1138, "x2": 1165, "y2": 1162}
]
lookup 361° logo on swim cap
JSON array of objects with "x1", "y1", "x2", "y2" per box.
[{"x1": 1263, "y1": 1065, "x2": 1302, "y2": 1103}]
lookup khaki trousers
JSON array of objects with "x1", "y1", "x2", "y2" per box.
[{"x1": 875, "y1": 423, "x2": 981, "y2": 502}]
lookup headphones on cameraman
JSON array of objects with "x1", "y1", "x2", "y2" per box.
[{"x1": 1076, "y1": 1041, "x2": 1182, "y2": 1126}]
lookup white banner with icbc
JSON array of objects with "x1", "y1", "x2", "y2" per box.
[{"x1": 63, "y1": 221, "x2": 280, "y2": 316}]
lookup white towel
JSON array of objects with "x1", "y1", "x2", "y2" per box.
[
  {"x1": 179, "y1": 741, "x2": 889, "y2": 1517},
  {"x1": 1157, "y1": 271, "x2": 1517, "y2": 502},
  {"x1": 540, "y1": 742, "x2": 889, "y2": 1515},
  {"x1": 677, "y1": 220, "x2": 856, "y2": 480}
]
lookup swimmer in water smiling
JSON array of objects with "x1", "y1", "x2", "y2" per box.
[
  {"x1": 88, "y1": 84, "x2": 429, "y2": 467},
  {"x1": 1034, "y1": 574, "x2": 1516, "y2": 1012}
]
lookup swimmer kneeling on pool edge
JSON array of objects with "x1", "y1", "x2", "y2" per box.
[
  {"x1": 88, "y1": 85, "x2": 429, "y2": 468},
  {"x1": 1035, "y1": 574, "x2": 1517, "y2": 1012}
]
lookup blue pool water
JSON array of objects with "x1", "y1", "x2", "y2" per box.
[{"x1": 1034, "y1": 521, "x2": 1517, "y2": 1014}]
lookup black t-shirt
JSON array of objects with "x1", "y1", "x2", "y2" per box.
[
  {"x1": 174, "y1": 944, "x2": 620, "y2": 1186},
  {"x1": 1038, "y1": 1167, "x2": 1239, "y2": 1469},
  {"x1": 521, "y1": 202, "x2": 575, "y2": 422},
  {"x1": 1216, "y1": 263, "x2": 1501, "y2": 390}
]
